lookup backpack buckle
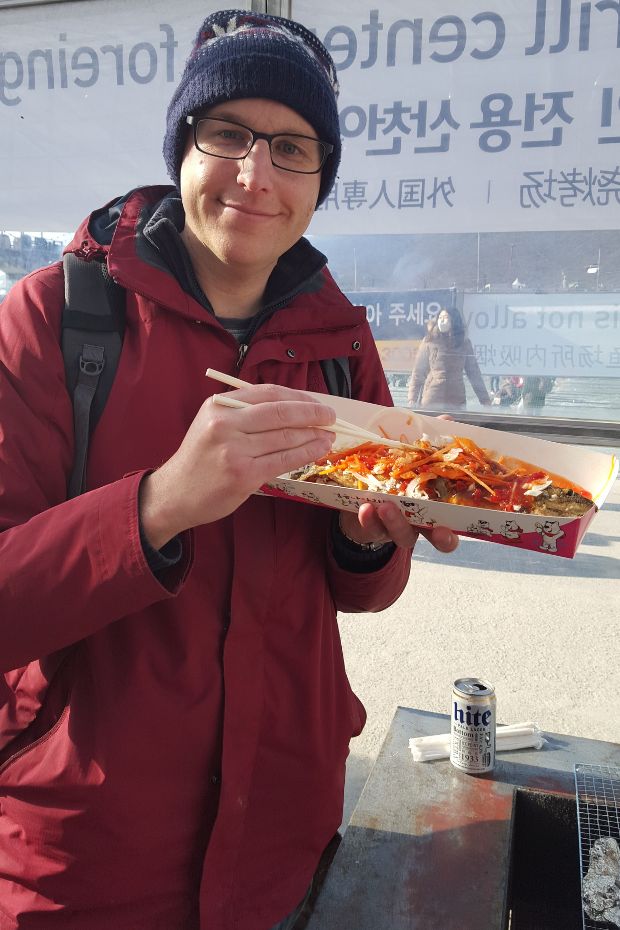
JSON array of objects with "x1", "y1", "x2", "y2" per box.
[{"x1": 79, "y1": 344, "x2": 105, "y2": 377}]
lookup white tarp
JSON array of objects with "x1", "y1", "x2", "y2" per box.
[{"x1": 1, "y1": 1, "x2": 620, "y2": 233}]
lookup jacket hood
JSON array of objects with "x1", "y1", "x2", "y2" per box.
[{"x1": 66, "y1": 186, "x2": 173, "y2": 254}]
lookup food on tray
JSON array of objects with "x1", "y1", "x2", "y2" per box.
[{"x1": 290, "y1": 435, "x2": 594, "y2": 516}]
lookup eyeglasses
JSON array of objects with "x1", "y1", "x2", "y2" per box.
[{"x1": 186, "y1": 116, "x2": 334, "y2": 175}]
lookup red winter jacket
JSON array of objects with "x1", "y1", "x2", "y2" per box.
[{"x1": 0, "y1": 187, "x2": 410, "y2": 930}]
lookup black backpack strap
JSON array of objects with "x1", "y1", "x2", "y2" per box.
[
  {"x1": 61, "y1": 252, "x2": 126, "y2": 498},
  {"x1": 320, "y1": 356, "x2": 351, "y2": 399}
]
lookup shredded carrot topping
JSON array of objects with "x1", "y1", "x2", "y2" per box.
[{"x1": 308, "y1": 437, "x2": 591, "y2": 513}]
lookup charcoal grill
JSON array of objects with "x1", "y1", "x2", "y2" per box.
[{"x1": 575, "y1": 763, "x2": 620, "y2": 930}]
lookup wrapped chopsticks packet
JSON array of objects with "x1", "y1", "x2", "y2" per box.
[{"x1": 409, "y1": 721, "x2": 547, "y2": 762}]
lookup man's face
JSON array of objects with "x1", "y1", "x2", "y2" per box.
[{"x1": 180, "y1": 98, "x2": 322, "y2": 279}]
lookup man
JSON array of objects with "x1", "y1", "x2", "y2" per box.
[{"x1": 0, "y1": 11, "x2": 457, "y2": 929}]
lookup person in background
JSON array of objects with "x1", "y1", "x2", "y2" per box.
[
  {"x1": 521, "y1": 375, "x2": 556, "y2": 414},
  {"x1": 0, "y1": 10, "x2": 458, "y2": 930},
  {"x1": 494, "y1": 375, "x2": 524, "y2": 407},
  {"x1": 407, "y1": 306, "x2": 491, "y2": 410}
]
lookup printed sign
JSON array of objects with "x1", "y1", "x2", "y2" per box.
[
  {"x1": 347, "y1": 288, "x2": 454, "y2": 340},
  {"x1": 0, "y1": 0, "x2": 214, "y2": 229},
  {"x1": 463, "y1": 292, "x2": 620, "y2": 376},
  {"x1": 295, "y1": 0, "x2": 620, "y2": 234},
  {"x1": 348, "y1": 287, "x2": 620, "y2": 377}
]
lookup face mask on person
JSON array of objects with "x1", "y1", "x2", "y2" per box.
[{"x1": 437, "y1": 315, "x2": 451, "y2": 333}]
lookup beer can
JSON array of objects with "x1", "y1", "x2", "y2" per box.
[{"x1": 450, "y1": 678, "x2": 496, "y2": 774}]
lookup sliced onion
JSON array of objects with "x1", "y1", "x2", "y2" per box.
[
  {"x1": 523, "y1": 479, "x2": 552, "y2": 497},
  {"x1": 405, "y1": 477, "x2": 429, "y2": 499}
]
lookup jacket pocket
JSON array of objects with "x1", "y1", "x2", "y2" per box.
[
  {"x1": 0, "y1": 704, "x2": 70, "y2": 782},
  {"x1": 0, "y1": 647, "x2": 76, "y2": 779}
]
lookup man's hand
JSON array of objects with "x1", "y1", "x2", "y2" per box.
[
  {"x1": 340, "y1": 502, "x2": 459, "y2": 554},
  {"x1": 140, "y1": 384, "x2": 336, "y2": 550}
]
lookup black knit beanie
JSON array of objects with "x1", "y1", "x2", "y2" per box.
[{"x1": 163, "y1": 9, "x2": 341, "y2": 206}]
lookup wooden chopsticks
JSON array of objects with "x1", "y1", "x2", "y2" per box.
[
  {"x1": 206, "y1": 368, "x2": 256, "y2": 391},
  {"x1": 205, "y1": 367, "x2": 410, "y2": 449}
]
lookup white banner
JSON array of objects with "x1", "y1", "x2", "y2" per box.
[
  {"x1": 463, "y1": 292, "x2": 620, "y2": 377},
  {"x1": 296, "y1": 0, "x2": 620, "y2": 235},
  {"x1": 0, "y1": 0, "x2": 217, "y2": 230},
  {"x1": 1, "y1": 1, "x2": 620, "y2": 233}
]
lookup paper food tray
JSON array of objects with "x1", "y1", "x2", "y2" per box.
[{"x1": 256, "y1": 394, "x2": 618, "y2": 559}]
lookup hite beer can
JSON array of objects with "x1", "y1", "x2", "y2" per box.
[{"x1": 450, "y1": 678, "x2": 496, "y2": 774}]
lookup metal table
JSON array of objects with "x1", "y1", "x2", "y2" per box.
[{"x1": 306, "y1": 707, "x2": 620, "y2": 930}]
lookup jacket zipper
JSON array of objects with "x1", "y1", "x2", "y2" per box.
[
  {"x1": 233, "y1": 276, "x2": 329, "y2": 373},
  {"x1": 0, "y1": 705, "x2": 70, "y2": 778},
  {"x1": 237, "y1": 343, "x2": 249, "y2": 369}
]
